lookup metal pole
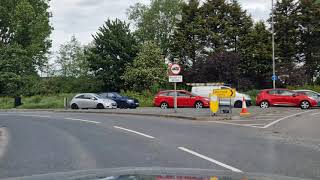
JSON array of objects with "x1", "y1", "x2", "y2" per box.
[
  {"x1": 272, "y1": 0, "x2": 276, "y2": 89},
  {"x1": 174, "y1": 82, "x2": 177, "y2": 113}
]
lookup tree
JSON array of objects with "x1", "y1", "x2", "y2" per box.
[
  {"x1": 184, "y1": 52, "x2": 241, "y2": 86},
  {"x1": 56, "y1": 36, "x2": 88, "y2": 77},
  {"x1": 271, "y1": 0, "x2": 300, "y2": 83},
  {"x1": 86, "y1": 19, "x2": 138, "y2": 91},
  {"x1": 297, "y1": 0, "x2": 320, "y2": 83},
  {"x1": 239, "y1": 21, "x2": 272, "y2": 89},
  {"x1": 172, "y1": 0, "x2": 253, "y2": 67},
  {"x1": 128, "y1": 0, "x2": 183, "y2": 56},
  {"x1": 122, "y1": 41, "x2": 167, "y2": 91},
  {"x1": 171, "y1": 0, "x2": 202, "y2": 67},
  {"x1": 0, "y1": 0, "x2": 52, "y2": 96}
]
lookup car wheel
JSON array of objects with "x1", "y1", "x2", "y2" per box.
[
  {"x1": 194, "y1": 101, "x2": 204, "y2": 109},
  {"x1": 160, "y1": 102, "x2": 169, "y2": 109},
  {"x1": 71, "y1": 103, "x2": 79, "y2": 109},
  {"x1": 260, "y1": 101, "x2": 269, "y2": 108},
  {"x1": 300, "y1": 101, "x2": 310, "y2": 109},
  {"x1": 234, "y1": 101, "x2": 242, "y2": 108},
  {"x1": 96, "y1": 103, "x2": 105, "y2": 109}
]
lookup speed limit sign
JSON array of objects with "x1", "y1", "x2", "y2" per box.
[{"x1": 170, "y1": 64, "x2": 181, "y2": 75}]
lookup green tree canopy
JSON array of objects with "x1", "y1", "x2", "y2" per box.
[
  {"x1": 86, "y1": 19, "x2": 138, "y2": 91},
  {"x1": 56, "y1": 36, "x2": 88, "y2": 77},
  {"x1": 122, "y1": 41, "x2": 167, "y2": 92},
  {"x1": 128, "y1": 0, "x2": 183, "y2": 56}
]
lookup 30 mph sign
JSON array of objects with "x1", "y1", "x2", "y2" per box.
[{"x1": 170, "y1": 64, "x2": 181, "y2": 75}]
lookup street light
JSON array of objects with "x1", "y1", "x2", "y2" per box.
[{"x1": 272, "y1": 0, "x2": 276, "y2": 89}]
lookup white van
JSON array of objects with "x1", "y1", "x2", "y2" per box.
[{"x1": 191, "y1": 86, "x2": 252, "y2": 108}]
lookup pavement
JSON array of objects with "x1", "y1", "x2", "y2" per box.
[{"x1": 0, "y1": 108, "x2": 320, "y2": 179}]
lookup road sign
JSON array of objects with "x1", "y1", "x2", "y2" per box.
[
  {"x1": 213, "y1": 89, "x2": 236, "y2": 98},
  {"x1": 169, "y1": 75, "x2": 183, "y2": 83},
  {"x1": 272, "y1": 75, "x2": 278, "y2": 81},
  {"x1": 170, "y1": 64, "x2": 181, "y2": 75}
]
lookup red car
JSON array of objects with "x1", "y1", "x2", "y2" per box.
[
  {"x1": 256, "y1": 89, "x2": 318, "y2": 109},
  {"x1": 154, "y1": 90, "x2": 210, "y2": 109}
]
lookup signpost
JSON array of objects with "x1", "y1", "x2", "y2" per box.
[
  {"x1": 169, "y1": 64, "x2": 182, "y2": 113},
  {"x1": 213, "y1": 89, "x2": 236, "y2": 115}
]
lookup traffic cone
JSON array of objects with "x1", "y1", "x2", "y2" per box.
[{"x1": 240, "y1": 96, "x2": 251, "y2": 116}]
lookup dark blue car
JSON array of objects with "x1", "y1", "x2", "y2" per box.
[{"x1": 99, "y1": 92, "x2": 139, "y2": 109}]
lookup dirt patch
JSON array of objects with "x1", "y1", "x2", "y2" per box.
[{"x1": 0, "y1": 127, "x2": 9, "y2": 159}]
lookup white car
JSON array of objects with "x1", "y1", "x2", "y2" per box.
[
  {"x1": 191, "y1": 86, "x2": 252, "y2": 108},
  {"x1": 70, "y1": 93, "x2": 117, "y2": 109}
]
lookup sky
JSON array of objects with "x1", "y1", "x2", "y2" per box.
[{"x1": 49, "y1": 0, "x2": 271, "y2": 54}]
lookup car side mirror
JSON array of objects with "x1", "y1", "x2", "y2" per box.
[
  {"x1": 292, "y1": 94, "x2": 297, "y2": 97},
  {"x1": 91, "y1": 97, "x2": 97, "y2": 100}
]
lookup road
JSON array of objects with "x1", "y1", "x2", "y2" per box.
[{"x1": 0, "y1": 110, "x2": 320, "y2": 179}]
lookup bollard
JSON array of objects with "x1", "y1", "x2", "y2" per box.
[{"x1": 64, "y1": 97, "x2": 68, "y2": 110}]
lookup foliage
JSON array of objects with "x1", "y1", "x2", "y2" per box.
[
  {"x1": 122, "y1": 41, "x2": 167, "y2": 92},
  {"x1": 239, "y1": 21, "x2": 273, "y2": 89},
  {"x1": 128, "y1": 0, "x2": 183, "y2": 56},
  {"x1": 121, "y1": 90, "x2": 155, "y2": 107},
  {"x1": 0, "y1": 0, "x2": 52, "y2": 97},
  {"x1": 184, "y1": 51, "x2": 241, "y2": 86},
  {"x1": 56, "y1": 36, "x2": 89, "y2": 77},
  {"x1": 86, "y1": 19, "x2": 138, "y2": 91},
  {"x1": 171, "y1": 0, "x2": 252, "y2": 68}
]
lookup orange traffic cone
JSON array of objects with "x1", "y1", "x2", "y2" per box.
[{"x1": 240, "y1": 96, "x2": 251, "y2": 116}]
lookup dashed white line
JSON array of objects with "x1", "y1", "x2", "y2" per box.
[
  {"x1": 178, "y1": 147, "x2": 242, "y2": 173},
  {"x1": 311, "y1": 112, "x2": 320, "y2": 116},
  {"x1": 206, "y1": 120, "x2": 265, "y2": 128},
  {"x1": 64, "y1": 118, "x2": 100, "y2": 124},
  {"x1": 114, "y1": 126, "x2": 155, "y2": 139},
  {"x1": 21, "y1": 115, "x2": 51, "y2": 118},
  {"x1": 263, "y1": 110, "x2": 316, "y2": 128}
]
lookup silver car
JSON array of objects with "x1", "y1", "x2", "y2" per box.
[
  {"x1": 294, "y1": 89, "x2": 320, "y2": 106},
  {"x1": 70, "y1": 93, "x2": 117, "y2": 109}
]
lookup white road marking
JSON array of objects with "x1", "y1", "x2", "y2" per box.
[
  {"x1": 245, "y1": 124, "x2": 266, "y2": 126},
  {"x1": 227, "y1": 119, "x2": 274, "y2": 122},
  {"x1": 178, "y1": 147, "x2": 242, "y2": 173},
  {"x1": 64, "y1": 118, "x2": 100, "y2": 124},
  {"x1": 21, "y1": 115, "x2": 51, "y2": 118},
  {"x1": 263, "y1": 110, "x2": 316, "y2": 128},
  {"x1": 114, "y1": 126, "x2": 155, "y2": 139},
  {"x1": 311, "y1": 112, "x2": 320, "y2": 116},
  {"x1": 206, "y1": 120, "x2": 265, "y2": 128}
]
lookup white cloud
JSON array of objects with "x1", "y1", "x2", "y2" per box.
[{"x1": 49, "y1": 0, "x2": 271, "y2": 55}]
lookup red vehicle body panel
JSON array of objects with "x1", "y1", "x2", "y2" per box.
[
  {"x1": 256, "y1": 89, "x2": 318, "y2": 107},
  {"x1": 154, "y1": 90, "x2": 210, "y2": 108}
]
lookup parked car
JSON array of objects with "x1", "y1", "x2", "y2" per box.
[
  {"x1": 191, "y1": 85, "x2": 251, "y2": 108},
  {"x1": 99, "y1": 92, "x2": 139, "y2": 109},
  {"x1": 70, "y1": 93, "x2": 117, "y2": 109},
  {"x1": 154, "y1": 90, "x2": 210, "y2": 109},
  {"x1": 294, "y1": 89, "x2": 320, "y2": 107},
  {"x1": 256, "y1": 89, "x2": 318, "y2": 109}
]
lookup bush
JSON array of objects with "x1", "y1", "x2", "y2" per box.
[
  {"x1": 0, "y1": 97, "x2": 14, "y2": 109},
  {"x1": 121, "y1": 90, "x2": 155, "y2": 107}
]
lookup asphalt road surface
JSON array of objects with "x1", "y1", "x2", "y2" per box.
[{"x1": 0, "y1": 110, "x2": 320, "y2": 179}]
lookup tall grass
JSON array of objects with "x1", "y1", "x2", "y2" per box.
[
  {"x1": 0, "y1": 94, "x2": 75, "y2": 109},
  {"x1": 121, "y1": 90, "x2": 154, "y2": 107}
]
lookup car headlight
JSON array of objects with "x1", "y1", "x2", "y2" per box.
[{"x1": 127, "y1": 99, "x2": 134, "y2": 103}]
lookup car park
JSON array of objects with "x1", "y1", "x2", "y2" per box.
[
  {"x1": 153, "y1": 90, "x2": 210, "y2": 109},
  {"x1": 256, "y1": 89, "x2": 318, "y2": 109},
  {"x1": 70, "y1": 93, "x2": 117, "y2": 109},
  {"x1": 293, "y1": 89, "x2": 320, "y2": 106},
  {"x1": 99, "y1": 92, "x2": 139, "y2": 109},
  {"x1": 191, "y1": 85, "x2": 252, "y2": 108}
]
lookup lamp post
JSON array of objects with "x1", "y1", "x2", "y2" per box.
[{"x1": 272, "y1": 0, "x2": 276, "y2": 89}]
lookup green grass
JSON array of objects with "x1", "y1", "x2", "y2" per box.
[
  {"x1": 0, "y1": 94, "x2": 75, "y2": 109},
  {"x1": 121, "y1": 90, "x2": 155, "y2": 107}
]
